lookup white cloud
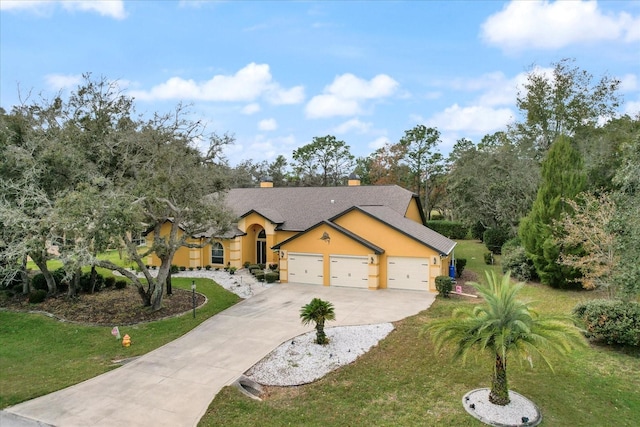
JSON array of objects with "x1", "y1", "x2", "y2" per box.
[
  {"x1": 620, "y1": 74, "x2": 639, "y2": 91},
  {"x1": 258, "y1": 118, "x2": 278, "y2": 131},
  {"x1": 427, "y1": 104, "x2": 515, "y2": 134},
  {"x1": 226, "y1": 134, "x2": 297, "y2": 164},
  {"x1": 333, "y1": 118, "x2": 372, "y2": 134},
  {"x1": 305, "y1": 73, "x2": 399, "y2": 118},
  {"x1": 266, "y1": 85, "x2": 305, "y2": 105},
  {"x1": 368, "y1": 136, "x2": 390, "y2": 150},
  {"x1": 481, "y1": 0, "x2": 640, "y2": 50},
  {"x1": 130, "y1": 63, "x2": 304, "y2": 105},
  {"x1": 1, "y1": 0, "x2": 126, "y2": 19},
  {"x1": 45, "y1": 73, "x2": 83, "y2": 90},
  {"x1": 242, "y1": 103, "x2": 261, "y2": 115},
  {"x1": 305, "y1": 95, "x2": 362, "y2": 118},
  {"x1": 625, "y1": 99, "x2": 640, "y2": 117}
]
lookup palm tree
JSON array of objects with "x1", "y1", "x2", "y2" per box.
[
  {"x1": 300, "y1": 298, "x2": 336, "y2": 345},
  {"x1": 425, "y1": 271, "x2": 585, "y2": 405}
]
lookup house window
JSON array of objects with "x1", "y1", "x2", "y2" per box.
[{"x1": 211, "y1": 242, "x2": 224, "y2": 264}]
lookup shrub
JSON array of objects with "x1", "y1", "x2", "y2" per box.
[
  {"x1": 435, "y1": 276, "x2": 453, "y2": 298},
  {"x1": 52, "y1": 268, "x2": 67, "y2": 288},
  {"x1": 31, "y1": 273, "x2": 48, "y2": 291},
  {"x1": 79, "y1": 272, "x2": 105, "y2": 293},
  {"x1": 483, "y1": 227, "x2": 510, "y2": 254},
  {"x1": 484, "y1": 252, "x2": 494, "y2": 265},
  {"x1": 573, "y1": 299, "x2": 640, "y2": 346},
  {"x1": 255, "y1": 271, "x2": 266, "y2": 282},
  {"x1": 229, "y1": 266, "x2": 237, "y2": 275},
  {"x1": 196, "y1": 266, "x2": 202, "y2": 270},
  {"x1": 28, "y1": 289, "x2": 47, "y2": 304},
  {"x1": 104, "y1": 276, "x2": 116, "y2": 288},
  {"x1": 455, "y1": 258, "x2": 467, "y2": 278},
  {"x1": 179, "y1": 266, "x2": 186, "y2": 271},
  {"x1": 258, "y1": 263, "x2": 266, "y2": 270},
  {"x1": 426, "y1": 221, "x2": 468, "y2": 239},
  {"x1": 268, "y1": 263, "x2": 278, "y2": 271},
  {"x1": 243, "y1": 261, "x2": 250, "y2": 268},
  {"x1": 471, "y1": 221, "x2": 486, "y2": 241},
  {"x1": 205, "y1": 265, "x2": 211, "y2": 271},
  {"x1": 170, "y1": 265, "x2": 179, "y2": 274},
  {"x1": 115, "y1": 280, "x2": 128, "y2": 290},
  {"x1": 502, "y1": 245, "x2": 537, "y2": 282},
  {"x1": 265, "y1": 272, "x2": 279, "y2": 283}
]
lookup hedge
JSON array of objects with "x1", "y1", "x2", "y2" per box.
[
  {"x1": 426, "y1": 221, "x2": 468, "y2": 239},
  {"x1": 573, "y1": 299, "x2": 640, "y2": 346}
]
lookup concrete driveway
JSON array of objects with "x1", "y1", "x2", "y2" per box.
[{"x1": 3, "y1": 283, "x2": 436, "y2": 427}]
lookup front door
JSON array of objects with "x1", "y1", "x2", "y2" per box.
[{"x1": 256, "y1": 229, "x2": 267, "y2": 264}]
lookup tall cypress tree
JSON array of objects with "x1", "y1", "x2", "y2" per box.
[{"x1": 519, "y1": 135, "x2": 586, "y2": 288}]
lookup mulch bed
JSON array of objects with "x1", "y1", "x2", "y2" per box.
[{"x1": 0, "y1": 285, "x2": 205, "y2": 326}]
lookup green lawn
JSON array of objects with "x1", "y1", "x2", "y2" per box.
[
  {"x1": 26, "y1": 248, "x2": 144, "y2": 272},
  {"x1": 199, "y1": 240, "x2": 640, "y2": 426},
  {"x1": 0, "y1": 278, "x2": 240, "y2": 408}
]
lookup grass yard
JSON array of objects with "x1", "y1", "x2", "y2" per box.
[
  {"x1": 26, "y1": 248, "x2": 144, "y2": 272},
  {"x1": 0, "y1": 277, "x2": 240, "y2": 408},
  {"x1": 199, "y1": 240, "x2": 640, "y2": 426}
]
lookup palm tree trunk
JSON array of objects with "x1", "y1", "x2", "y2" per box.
[
  {"x1": 316, "y1": 319, "x2": 326, "y2": 344},
  {"x1": 489, "y1": 353, "x2": 510, "y2": 405}
]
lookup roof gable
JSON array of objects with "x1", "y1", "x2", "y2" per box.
[
  {"x1": 332, "y1": 205, "x2": 456, "y2": 255},
  {"x1": 273, "y1": 220, "x2": 384, "y2": 254}
]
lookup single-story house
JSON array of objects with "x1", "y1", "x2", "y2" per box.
[{"x1": 147, "y1": 177, "x2": 456, "y2": 292}]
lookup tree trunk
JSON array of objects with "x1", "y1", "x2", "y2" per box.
[
  {"x1": 316, "y1": 319, "x2": 326, "y2": 345},
  {"x1": 31, "y1": 252, "x2": 57, "y2": 295},
  {"x1": 68, "y1": 267, "x2": 80, "y2": 298},
  {"x1": 89, "y1": 265, "x2": 98, "y2": 293},
  {"x1": 20, "y1": 254, "x2": 30, "y2": 295},
  {"x1": 489, "y1": 353, "x2": 510, "y2": 405},
  {"x1": 150, "y1": 279, "x2": 164, "y2": 311},
  {"x1": 166, "y1": 271, "x2": 172, "y2": 296}
]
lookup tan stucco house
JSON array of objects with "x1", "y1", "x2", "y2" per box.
[{"x1": 147, "y1": 179, "x2": 456, "y2": 292}]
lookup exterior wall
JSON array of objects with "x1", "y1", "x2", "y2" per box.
[
  {"x1": 333, "y1": 210, "x2": 441, "y2": 291},
  {"x1": 278, "y1": 223, "x2": 378, "y2": 288},
  {"x1": 404, "y1": 198, "x2": 425, "y2": 224},
  {"x1": 238, "y1": 212, "x2": 280, "y2": 267},
  {"x1": 146, "y1": 222, "x2": 191, "y2": 267}
]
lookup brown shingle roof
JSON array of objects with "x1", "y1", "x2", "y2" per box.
[{"x1": 225, "y1": 185, "x2": 419, "y2": 231}]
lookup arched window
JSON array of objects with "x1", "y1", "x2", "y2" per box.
[{"x1": 211, "y1": 242, "x2": 224, "y2": 265}]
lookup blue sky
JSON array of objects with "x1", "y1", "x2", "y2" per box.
[{"x1": 1, "y1": 1, "x2": 639, "y2": 164}]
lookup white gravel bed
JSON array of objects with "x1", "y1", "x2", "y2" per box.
[
  {"x1": 131, "y1": 268, "x2": 273, "y2": 299},
  {"x1": 463, "y1": 389, "x2": 542, "y2": 426},
  {"x1": 245, "y1": 323, "x2": 394, "y2": 386}
]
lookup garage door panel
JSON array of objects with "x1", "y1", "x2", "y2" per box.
[
  {"x1": 288, "y1": 253, "x2": 323, "y2": 285},
  {"x1": 387, "y1": 257, "x2": 429, "y2": 291},
  {"x1": 330, "y1": 255, "x2": 368, "y2": 288}
]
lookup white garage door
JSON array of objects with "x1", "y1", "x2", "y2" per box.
[
  {"x1": 387, "y1": 257, "x2": 429, "y2": 290},
  {"x1": 288, "y1": 253, "x2": 324, "y2": 285},
  {"x1": 330, "y1": 255, "x2": 369, "y2": 288}
]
